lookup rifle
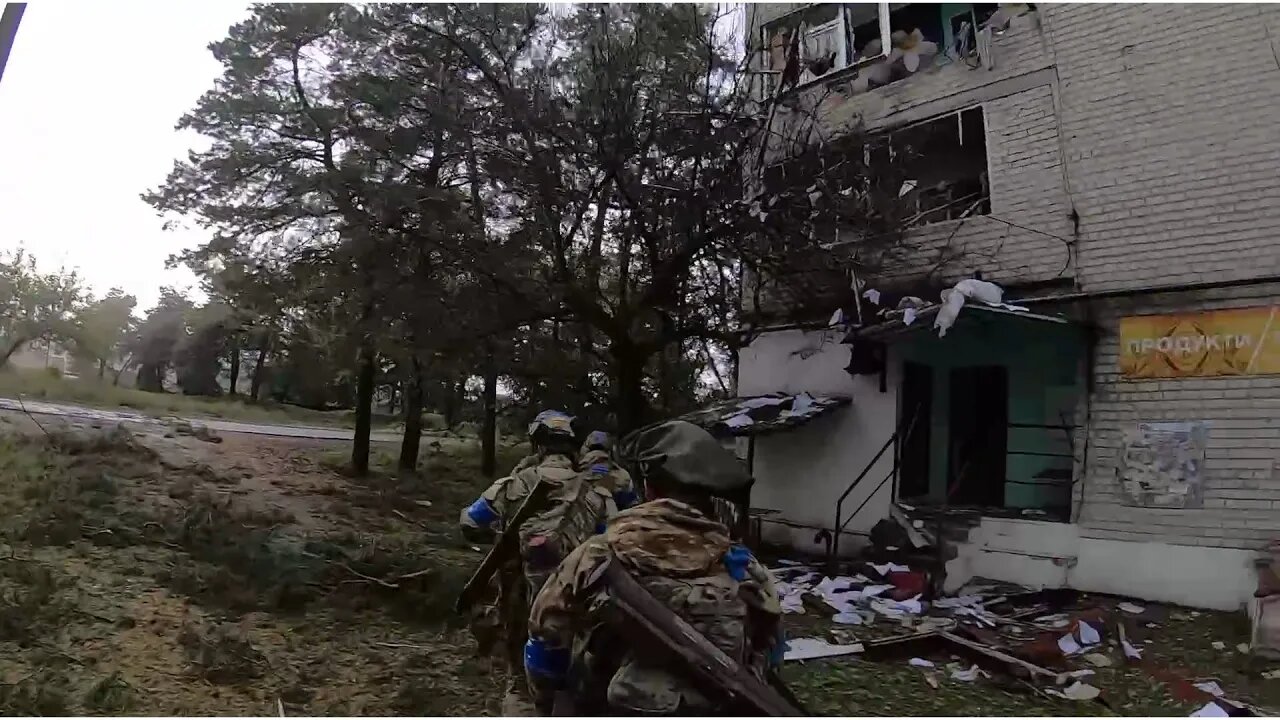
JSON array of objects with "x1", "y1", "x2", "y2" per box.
[
  {"x1": 455, "y1": 480, "x2": 555, "y2": 614},
  {"x1": 601, "y1": 559, "x2": 805, "y2": 716}
]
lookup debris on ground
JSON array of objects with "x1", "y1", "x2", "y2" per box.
[{"x1": 768, "y1": 549, "x2": 1280, "y2": 716}]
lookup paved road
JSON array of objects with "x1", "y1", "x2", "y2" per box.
[{"x1": 0, "y1": 397, "x2": 404, "y2": 442}]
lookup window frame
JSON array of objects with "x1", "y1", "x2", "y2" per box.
[{"x1": 758, "y1": 3, "x2": 892, "y2": 94}]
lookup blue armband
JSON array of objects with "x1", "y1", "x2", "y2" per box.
[
  {"x1": 595, "y1": 522, "x2": 606, "y2": 535},
  {"x1": 613, "y1": 489, "x2": 637, "y2": 509},
  {"x1": 466, "y1": 497, "x2": 498, "y2": 527},
  {"x1": 590, "y1": 463, "x2": 610, "y2": 476},
  {"x1": 723, "y1": 544, "x2": 752, "y2": 581},
  {"x1": 524, "y1": 637, "x2": 570, "y2": 680}
]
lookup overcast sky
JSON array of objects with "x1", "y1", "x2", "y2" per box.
[{"x1": 0, "y1": 1, "x2": 251, "y2": 312}]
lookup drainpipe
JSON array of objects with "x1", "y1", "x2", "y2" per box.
[{"x1": 0, "y1": 4, "x2": 25, "y2": 86}]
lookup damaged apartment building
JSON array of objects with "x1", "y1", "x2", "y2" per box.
[{"x1": 732, "y1": 3, "x2": 1280, "y2": 612}]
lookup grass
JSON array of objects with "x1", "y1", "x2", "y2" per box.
[
  {"x1": 0, "y1": 420, "x2": 520, "y2": 715},
  {"x1": 0, "y1": 367, "x2": 386, "y2": 428},
  {"x1": 783, "y1": 597, "x2": 1280, "y2": 716}
]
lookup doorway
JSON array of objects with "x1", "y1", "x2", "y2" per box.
[
  {"x1": 947, "y1": 365, "x2": 1008, "y2": 507},
  {"x1": 898, "y1": 362, "x2": 933, "y2": 499}
]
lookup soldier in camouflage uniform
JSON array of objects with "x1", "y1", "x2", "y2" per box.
[
  {"x1": 578, "y1": 431, "x2": 637, "y2": 510},
  {"x1": 458, "y1": 410, "x2": 614, "y2": 715},
  {"x1": 524, "y1": 420, "x2": 783, "y2": 715}
]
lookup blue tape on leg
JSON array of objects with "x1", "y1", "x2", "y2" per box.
[{"x1": 524, "y1": 638, "x2": 570, "y2": 680}]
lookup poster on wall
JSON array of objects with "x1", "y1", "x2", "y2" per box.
[
  {"x1": 1118, "y1": 421, "x2": 1208, "y2": 509},
  {"x1": 1119, "y1": 306, "x2": 1280, "y2": 379}
]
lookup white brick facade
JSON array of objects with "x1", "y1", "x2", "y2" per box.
[{"x1": 744, "y1": 4, "x2": 1280, "y2": 606}]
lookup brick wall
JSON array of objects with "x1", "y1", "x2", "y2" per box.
[
  {"x1": 1076, "y1": 283, "x2": 1280, "y2": 551},
  {"x1": 1044, "y1": 3, "x2": 1280, "y2": 291}
]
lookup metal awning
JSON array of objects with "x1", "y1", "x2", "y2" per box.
[
  {"x1": 846, "y1": 302, "x2": 1075, "y2": 344},
  {"x1": 678, "y1": 392, "x2": 851, "y2": 438}
]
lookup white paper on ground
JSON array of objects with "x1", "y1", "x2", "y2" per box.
[
  {"x1": 1058, "y1": 634, "x2": 1083, "y2": 656},
  {"x1": 1060, "y1": 682, "x2": 1101, "y2": 701},
  {"x1": 832, "y1": 612, "x2": 865, "y2": 625},
  {"x1": 951, "y1": 665, "x2": 989, "y2": 682},
  {"x1": 903, "y1": 307, "x2": 918, "y2": 326},
  {"x1": 1122, "y1": 639, "x2": 1143, "y2": 660},
  {"x1": 1194, "y1": 681, "x2": 1225, "y2": 697},
  {"x1": 1066, "y1": 669, "x2": 1096, "y2": 679},
  {"x1": 783, "y1": 637, "x2": 865, "y2": 662},
  {"x1": 1192, "y1": 701, "x2": 1230, "y2": 717},
  {"x1": 1212, "y1": 641, "x2": 1227, "y2": 650},
  {"x1": 860, "y1": 585, "x2": 895, "y2": 600},
  {"x1": 1118, "y1": 602, "x2": 1145, "y2": 614},
  {"x1": 1078, "y1": 621, "x2": 1101, "y2": 646},
  {"x1": 870, "y1": 562, "x2": 911, "y2": 576},
  {"x1": 791, "y1": 393, "x2": 815, "y2": 414},
  {"x1": 863, "y1": 288, "x2": 882, "y2": 305},
  {"x1": 723, "y1": 414, "x2": 754, "y2": 428},
  {"x1": 933, "y1": 595, "x2": 984, "y2": 609},
  {"x1": 908, "y1": 658, "x2": 935, "y2": 668}
]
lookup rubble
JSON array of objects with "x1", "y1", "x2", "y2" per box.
[{"x1": 768, "y1": 555, "x2": 1279, "y2": 714}]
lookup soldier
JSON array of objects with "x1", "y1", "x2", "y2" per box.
[
  {"x1": 458, "y1": 409, "x2": 611, "y2": 715},
  {"x1": 524, "y1": 420, "x2": 783, "y2": 715},
  {"x1": 578, "y1": 430, "x2": 637, "y2": 510}
]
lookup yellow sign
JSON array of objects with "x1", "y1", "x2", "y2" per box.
[{"x1": 1119, "y1": 306, "x2": 1280, "y2": 378}]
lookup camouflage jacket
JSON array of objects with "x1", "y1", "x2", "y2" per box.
[
  {"x1": 578, "y1": 449, "x2": 637, "y2": 509},
  {"x1": 458, "y1": 454, "x2": 579, "y2": 541},
  {"x1": 525, "y1": 499, "x2": 782, "y2": 715}
]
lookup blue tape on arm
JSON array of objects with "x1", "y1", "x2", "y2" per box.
[
  {"x1": 466, "y1": 497, "x2": 498, "y2": 527},
  {"x1": 723, "y1": 544, "x2": 752, "y2": 581},
  {"x1": 590, "y1": 463, "x2": 609, "y2": 476},
  {"x1": 524, "y1": 638, "x2": 570, "y2": 680},
  {"x1": 613, "y1": 489, "x2": 637, "y2": 509}
]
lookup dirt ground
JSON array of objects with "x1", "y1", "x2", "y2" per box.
[
  {"x1": 0, "y1": 411, "x2": 517, "y2": 715},
  {"x1": 0, "y1": 410, "x2": 1274, "y2": 717}
]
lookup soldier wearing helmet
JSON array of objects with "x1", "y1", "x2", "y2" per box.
[
  {"x1": 525, "y1": 420, "x2": 782, "y2": 715},
  {"x1": 458, "y1": 409, "x2": 609, "y2": 715},
  {"x1": 578, "y1": 430, "x2": 637, "y2": 510}
]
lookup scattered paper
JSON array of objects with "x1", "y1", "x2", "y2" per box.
[
  {"x1": 951, "y1": 665, "x2": 989, "y2": 682},
  {"x1": 1118, "y1": 602, "x2": 1145, "y2": 615},
  {"x1": 832, "y1": 612, "x2": 865, "y2": 625},
  {"x1": 783, "y1": 637, "x2": 864, "y2": 662},
  {"x1": 791, "y1": 393, "x2": 815, "y2": 414},
  {"x1": 933, "y1": 595, "x2": 984, "y2": 609},
  {"x1": 1049, "y1": 682, "x2": 1101, "y2": 701},
  {"x1": 870, "y1": 562, "x2": 911, "y2": 576},
  {"x1": 1122, "y1": 639, "x2": 1143, "y2": 660},
  {"x1": 860, "y1": 585, "x2": 895, "y2": 600},
  {"x1": 1058, "y1": 634, "x2": 1083, "y2": 656},
  {"x1": 1066, "y1": 669, "x2": 1096, "y2": 679},
  {"x1": 908, "y1": 657, "x2": 935, "y2": 668},
  {"x1": 903, "y1": 307, "x2": 918, "y2": 326},
  {"x1": 1035, "y1": 613, "x2": 1072, "y2": 629},
  {"x1": 413, "y1": 500, "x2": 433, "y2": 508},
  {"x1": 863, "y1": 288, "x2": 882, "y2": 305},
  {"x1": 1262, "y1": 668, "x2": 1280, "y2": 680},
  {"x1": 1192, "y1": 701, "x2": 1230, "y2": 717},
  {"x1": 1194, "y1": 681, "x2": 1225, "y2": 697},
  {"x1": 923, "y1": 672, "x2": 940, "y2": 689},
  {"x1": 723, "y1": 414, "x2": 754, "y2": 428},
  {"x1": 1237, "y1": 643, "x2": 1251, "y2": 654},
  {"x1": 1083, "y1": 652, "x2": 1113, "y2": 668},
  {"x1": 1078, "y1": 621, "x2": 1101, "y2": 646},
  {"x1": 1212, "y1": 641, "x2": 1226, "y2": 651}
]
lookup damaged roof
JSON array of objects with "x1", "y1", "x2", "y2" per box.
[
  {"x1": 847, "y1": 302, "x2": 1074, "y2": 343},
  {"x1": 678, "y1": 392, "x2": 851, "y2": 437}
]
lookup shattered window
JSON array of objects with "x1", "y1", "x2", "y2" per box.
[{"x1": 890, "y1": 106, "x2": 990, "y2": 227}]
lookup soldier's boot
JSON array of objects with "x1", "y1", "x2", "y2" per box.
[{"x1": 501, "y1": 678, "x2": 538, "y2": 717}]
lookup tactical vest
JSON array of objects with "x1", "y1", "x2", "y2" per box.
[
  {"x1": 600, "y1": 559, "x2": 751, "y2": 714},
  {"x1": 520, "y1": 478, "x2": 612, "y2": 596}
]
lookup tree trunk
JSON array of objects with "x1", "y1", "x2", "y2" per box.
[
  {"x1": 227, "y1": 334, "x2": 240, "y2": 396},
  {"x1": 351, "y1": 342, "x2": 377, "y2": 477},
  {"x1": 614, "y1": 347, "x2": 648, "y2": 435},
  {"x1": 250, "y1": 333, "x2": 270, "y2": 402},
  {"x1": 481, "y1": 350, "x2": 498, "y2": 478},
  {"x1": 398, "y1": 359, "x2": 424, "y2": 473},
  {"x1": 97, "y1": 359, "x2": 105, "y2": 380},
  {"x1": 387, "y1": 382, "x2": 399, "y2": 416},
  {"x1": 443, "y1": 372, "x2": 461, "y2": 429}
]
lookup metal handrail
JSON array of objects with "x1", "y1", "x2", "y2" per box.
[{"x1": 828, "y1": 404, "x2": 922, "y2": 565}]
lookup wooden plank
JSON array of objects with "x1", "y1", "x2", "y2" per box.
[
  {"x1": 604, "y1": 560, "x2": 804, "y2": 716},
  {"x1": 939, "y1": 630, "x2": 1065, "y2": 684}
]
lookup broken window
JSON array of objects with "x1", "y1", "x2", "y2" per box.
[
  {"x1": 759, "y1": 4, "x2": 1001, "y2": 96},
  {"x1": 890, "y1": 106, "x2": 990, "y2": 226}
]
